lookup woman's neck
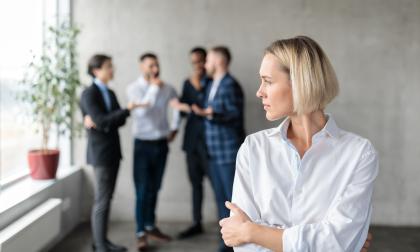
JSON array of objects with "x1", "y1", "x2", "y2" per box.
[{"x1": 287, "y1": 110, "x2": 326, "y2": 156}]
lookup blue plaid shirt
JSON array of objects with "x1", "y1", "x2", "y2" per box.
[{"x1": 204, "y1": 73, "x2": 245, "y2": 165}]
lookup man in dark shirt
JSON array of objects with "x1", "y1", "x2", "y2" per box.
[{"x1": 170, "y1": 47, "x2": 210, "y2": 239}]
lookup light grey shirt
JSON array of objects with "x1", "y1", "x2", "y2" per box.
[
  {"x1": 126, "y1": 76, "x2": 180, "y2": 140},
  {"x1": 207, "y1": 74, "x2": 225, "y2": 102}
]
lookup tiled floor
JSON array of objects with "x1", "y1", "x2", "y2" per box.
[{"x1": 50, "y1": 222, "x2": 420, "y2": 252}]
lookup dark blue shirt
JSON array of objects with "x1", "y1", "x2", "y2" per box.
[{"x1": 180, "y1": 76, "x2": 209, "y2": 152}]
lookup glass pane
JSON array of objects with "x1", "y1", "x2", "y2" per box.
[{"x1": 0, "y1": 0, "x2": 44, "y2": 183}]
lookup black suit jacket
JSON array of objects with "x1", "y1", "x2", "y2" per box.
[{"x1": 80, "y1": 83, "x2": 130, "y2": 167}]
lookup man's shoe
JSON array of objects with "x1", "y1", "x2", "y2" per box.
[
  {"x1": 146, "y1": 227, "x2": 172, "y2": 242},
  {"x1": 92, "y1": 240, "x2": 127, "y2": 252},
  {"x1": 91, "y1": 243, "x2": 108, "y2": 252},
  {"x1": 106, "y1": 239, "x2": 128, "y2": 252},
  {"x1": 177, "y1": 223, "x2": 204, "y2": 239},
  {"x1": 137, "y1": 236, "x2": 148, "y2": 252}
]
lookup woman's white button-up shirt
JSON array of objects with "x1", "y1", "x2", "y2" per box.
[{"x1": 232, "y1": 115, "x2": 379, "y2": 252}]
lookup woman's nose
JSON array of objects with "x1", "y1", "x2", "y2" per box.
[{"x1": 256, "y1": 84, "x2": 265, "y2": 98}]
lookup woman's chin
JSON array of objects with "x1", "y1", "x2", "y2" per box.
[
  {"x1": 266, "y1": 111, "x2": 287, "y2": 121},
  {"x1": 266, "y1": 112, "x2": 277, "y2": 121}
]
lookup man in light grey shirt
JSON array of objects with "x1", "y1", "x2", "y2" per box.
[{"x1": 126, "y1": 53, "x2": 179, "y2": 251}]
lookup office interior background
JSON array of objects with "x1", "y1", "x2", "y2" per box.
[{"x1": 0, "y1": 0, "x2": 419, "y2": 251}]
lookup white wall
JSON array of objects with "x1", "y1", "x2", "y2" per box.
[{"x1": 73, "y1": 0, "x2": 420, "y2": 225}]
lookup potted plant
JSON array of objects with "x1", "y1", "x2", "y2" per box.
[{"x1": 19, "y1": 21, "x2": 81, "y2": 180}]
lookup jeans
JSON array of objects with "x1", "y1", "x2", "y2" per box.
[{"x1": 133, "y1": 138, "x2": 169, "y2": 236}]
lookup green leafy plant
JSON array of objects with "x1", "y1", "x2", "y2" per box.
[{"x1": 19, "y1": 21, "x2": 82, "y2": 152}]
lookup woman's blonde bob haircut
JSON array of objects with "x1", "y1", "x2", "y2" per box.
[{"x1": 265, "y1": 36, "x2": 339, "y2": 115}]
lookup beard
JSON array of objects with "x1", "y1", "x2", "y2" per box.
[
  {"x1": 145, "y1": 71, "x2": 159, "y2": 79},
  {"x1": 206, "y1": 67, "x2": 215, "y2": 77}
]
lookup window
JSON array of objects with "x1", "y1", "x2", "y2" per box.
[{"x1": 0, "y1": 0, "x2": 71, "y2": 187}]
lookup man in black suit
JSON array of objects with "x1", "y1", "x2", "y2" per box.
[{"x1": 80, "y1": 54, "x2": 144, "y2": 252}]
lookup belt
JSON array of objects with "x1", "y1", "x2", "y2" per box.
[{"x1": 136, "y1": 138, "x2": 167, "y2": 144}]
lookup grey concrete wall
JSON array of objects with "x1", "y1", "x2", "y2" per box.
[{"x1": 73, "y1": 0, "x2": 420, "y2": 225}]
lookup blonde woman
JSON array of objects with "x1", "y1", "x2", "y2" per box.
[{"x1": 219, "y1": 36, "x2": 377, "y2": 252}]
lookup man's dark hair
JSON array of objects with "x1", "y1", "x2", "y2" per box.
[
  {"x1": 139, "y1": 52, "x2": 158, "y2": 62},
  {"x1": 211, "y1": 46, "x2": 231, "y2": 65},
  {"x1": 87, "y1": 54, "x2": 112, "y2": 78},
  {"x1": 190, "y1": 47, "x2": 207, "y2": 58}
]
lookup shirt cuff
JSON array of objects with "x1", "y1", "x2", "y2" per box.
[{"x1": 282, "y1": 226, "x2": 299, "y2": 252}]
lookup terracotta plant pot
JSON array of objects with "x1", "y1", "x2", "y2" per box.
[{"x1": 27, "y1": 149, "x2": 60, "y2": 180}]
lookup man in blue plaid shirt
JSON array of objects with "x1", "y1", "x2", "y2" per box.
[{"x1": 192, "y1": 46, "x2": 245, "y2": 252}]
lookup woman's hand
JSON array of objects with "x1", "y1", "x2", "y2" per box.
[
  {"x1": 219, "y1": 201, "x2": 253, "y2": 247},
  {"x1": 361, "y1": 232, "x2": 373, "y2": 252}
]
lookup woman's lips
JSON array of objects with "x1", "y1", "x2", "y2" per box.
[{"x1": 263, "y1": 104, "x2": 270, "y2": 110}]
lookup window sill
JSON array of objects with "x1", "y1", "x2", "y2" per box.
[
  {"x1": 0, "y1": 166, "x2": 81, "y2": 215},
  {"x1": 0, "y1": 171, "x2": 30, "y2": 190},
  {"x1": 0, "y1": 165, "x2": 84, "y2": 250}
]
